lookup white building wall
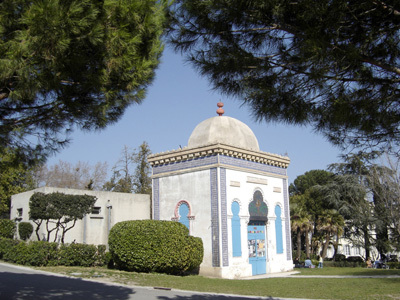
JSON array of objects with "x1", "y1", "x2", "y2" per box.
[
  {"x1": 10, "y1": 187, "x2": 150, "y2": 245},
  {"x1": 157, "y1": 170, "x2": 213, "y2": 271}
]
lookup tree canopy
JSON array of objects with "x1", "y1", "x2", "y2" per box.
[
  {"x1": 170, "y1": 0, "x2": 400, "y2": 154},
  {"x1": 29, "y1": 192, "x2": 96, "y2": 243},
  {"x1": 0, "y1": 0, "x2": 170, "y2": 162}
]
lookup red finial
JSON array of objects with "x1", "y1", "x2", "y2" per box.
[{"x1": 216, "y1": 101, "x2": 224, "y2": 116}]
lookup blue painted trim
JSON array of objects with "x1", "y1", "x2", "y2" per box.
[
  {"x1": 153, "y1": 178, "x2": 159, "y2": 220},
  {"x1": 231, "y1": 201, "x2": 242, "y2": 257},
  {"x1": 275, "y1": 205, "x2": 284, "y2": 254},
  {"x1": 283, "y1": 179, "x2": 292, "y2": 260},
  {"x1": 210, "y1": 168, "x2": 220, "y2": 267},
  {"x1": 220, "y1": 168, "x2": 229, "y2": 266}
]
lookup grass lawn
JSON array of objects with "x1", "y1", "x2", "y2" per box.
[{"x1": 34, "y1": 266, "x2": 400, "y2": 300}]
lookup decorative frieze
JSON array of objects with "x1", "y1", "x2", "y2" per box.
[{"x1": 148, "y1": 143, "x2": 290, "y2": 169}]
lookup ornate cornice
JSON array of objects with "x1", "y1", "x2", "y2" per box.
[{"x1": 148, "y1": 143, "x2": 290, "y2": 169}]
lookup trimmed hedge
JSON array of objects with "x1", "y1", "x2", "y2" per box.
[
  {"x1": 0, "y1": 237, "x2": 107, "y2": 267},
  {"x1": 18, "y1": 222, "x2": 33, "y2": 241},
  {"x1": 108, "y1": 220, "x2": 204, "y2": 275},
  {"x1": 0, "y1": 219, "x2": 16, "y2": 239}
]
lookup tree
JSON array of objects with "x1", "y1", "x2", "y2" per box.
[
  {"x1": 29, "y1": 192, "x2": 96, "y2": 243},
  {"x1": 103, "y1": 142, "x2": 152, "y2": 194},
  {"x1": 316, "y1": 210, "x2": 344, "y2": 259},
  {"x1": 170, "y1": 0, "x2": 400, "y2": 154},
  {"x1": 289, "y1": 170, "x2": 335, "y2": 257},
  {"x1": 133, "y1": 141, "x2": 152, "y2": 194},
  {"x1": 319, "y1": 173, "x2": 374, "y2": 259},
  {"x1": 0, "y1": 148, "x2": 36, "y2": 217},
  {"x1": 103, "y1": 145, "x2": 136, "y2": 193},
  {"x1": 0, "y1": 0, "x2": 171, "y2": 163},
  {"x1": 368, "y1": 155, "x2": 400, "y2": 252},
  {"x1": 35, "y1": 160, "x2": 108, "y2": 191}
]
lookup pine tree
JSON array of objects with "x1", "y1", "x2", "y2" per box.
[
  {"x1": 170, "y1": 0, "x2": 400, "y2": 154},
  {"x1": 0, "y1": 0, "x2": 171, "y2": 163}
]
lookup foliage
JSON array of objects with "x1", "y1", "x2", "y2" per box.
[
  {"x1": 0, "y1": 238, "x2": 107, "y2": 267},
  {"x1": 29, "y1": 192, "x2": 96, "y2": 243},
  {"x1": 0, "y1": 237, "x2": 18, "y2": 259},
  {"x1": 35, "y1": 160, "x2": 109, "y2": 191},
  {"x1": 368, "y1": 155, "x2": 400, "y2": 252},
  {"x1": 59, "y1": 243, "x2": 97, "y2": 267},
  {"x1": 170, "y1": 0, "x2": 400, "y2": 155},
  {"x1": 0, "y1": 219, "x2": 16, "y2": 238},
  {"x1": 0, "y1": 148, "x2": 36, "y2": 217},
  {"x1": 0, "y1": 0, "x2": 171, "y2": 163},
  {"x1": 289, "y1": 170, "x2": 337, "y2": 257},
  {"x1": 103, "y1": 142, "x2": 152, "y2": 195},
  {"x1": 103, "y1": 145, "x2": 136, "y2": 193},
  {"x1": 133, "y1": 141, "x2": 152, "y2": 195},
  {"x1": 108, "y1": 220, "x2": 204, "y2": 275},
  {"x1": 18, "y1": 222, "x2": 33, "y2": 241}
]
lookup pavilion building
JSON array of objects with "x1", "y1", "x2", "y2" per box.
[{"x1": 148, "y1": 103, "x2": 293, "y2": 278}]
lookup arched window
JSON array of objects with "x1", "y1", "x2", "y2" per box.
[
  {"x1": 275, "y1": 205, "x2": 283, "y2": 254},
  {"x1": 179, "y1": 202, "x2": 190, "y2": 230},
  {"x1": 172, "y1": 200, "x2": 194, "y2": 232},
  {"x1": 231, "y1": 201, "x2": 242, "y2": 257}
]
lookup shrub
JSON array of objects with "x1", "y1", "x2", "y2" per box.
[
  {"x1": 26, "y1": 241, "x2": 59, "y2": 266},
  {"x1": 387, "y1": 262, "x2": 400, "y2": 269},
  {"x1": 59, "y1": 243, "x2": 97, "y2": 267},
  {"x1": 0, "y1": 219, "x2": 16, "y2": 239},
  {"x1": 346, "y1": 256, "x2": 364, "y2": 263},
  {"x1": 333, "y1": 254, "x2": 346, "y2": 262},
  {"x1": 18, "y1": 222, "x2": 33, "y2": 241},
  {"x1": 0, "y1": 237, "x2": 19, "y2": 259},
  {"x1": 3, "y1": 240, "x2": 30, "y2": 265},
  {"x1": 109, "y1": 220, "x2": 204, "y2": 275}
]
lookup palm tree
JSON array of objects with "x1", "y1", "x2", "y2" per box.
[
  {"x1": 316, "y1": 209, "x2": 345, "y2": 258},
  {"x1": 291, "y1": 203, "x2": 314, "y2": 259}
]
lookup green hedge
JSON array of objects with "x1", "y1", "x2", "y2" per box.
[
  {"x1": 108, "y1": 220, "x2": 204, "y2": 275},
  {"x1": 18, "y1": 222, "x2": 33, "y2": 241},
  {"x1": 0, "y1": 219, "x2": 16, "y2": 239},
  {"x1": 0, "y1": 238, "x2": 107, "y2": 267},
  {"x1": 387, "y1": 262, "x2": 400, "y2": 269}
]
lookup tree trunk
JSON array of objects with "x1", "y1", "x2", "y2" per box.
[
  {"x1": 363, "y1": 225, "x2": 371, "y2": 259},
  {"x1": 296, "y1": 229, "x2": 302, "y2": 258},
  {"x1": 305, "y1": 229, "x2": 310, "y2": 258},
  {"x1": 321, "y1": 232, "x2": 330, "y2": 258}
]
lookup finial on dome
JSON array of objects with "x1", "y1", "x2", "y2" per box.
[{"x1": 216, "y1": 101, "x2": 224, "y2": 116}]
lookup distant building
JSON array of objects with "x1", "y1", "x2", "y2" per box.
[
  {"x1": 10, "y1": 187, "x2": 150, "y2": 245},
  {"x1": 148, "y1": 103, "x2": 293, "y2": 279}
]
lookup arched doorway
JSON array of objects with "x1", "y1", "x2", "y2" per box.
[{"x1": 247, "y1": 190, "x2": 268, "y2": 275}]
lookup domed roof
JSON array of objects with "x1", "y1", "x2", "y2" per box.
[{"x1": 188, "y1": 116, "x2": 260, "y2": 151}]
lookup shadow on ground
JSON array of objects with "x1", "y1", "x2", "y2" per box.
[{"x1": 0, "y1": 271, "x2": 134, "y2": 300}]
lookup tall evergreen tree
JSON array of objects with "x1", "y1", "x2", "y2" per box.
[
  {"x1": 0, "y1": 0, "x2": 171, "y2": 163},
  {"x1": 133, "y1": 141, "x2": 152, "y2": 195},
  {"x1": 170, "y1": 0, "x2": 400, "y2": 154}
]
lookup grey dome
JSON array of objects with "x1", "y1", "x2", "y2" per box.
[{"x1": 188, "y1": 116, "x2": 260, "y2": 151}]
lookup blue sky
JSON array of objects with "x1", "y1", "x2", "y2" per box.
[{"x1": 47, "y1": 47, "x2": 344, "y2": 184}]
